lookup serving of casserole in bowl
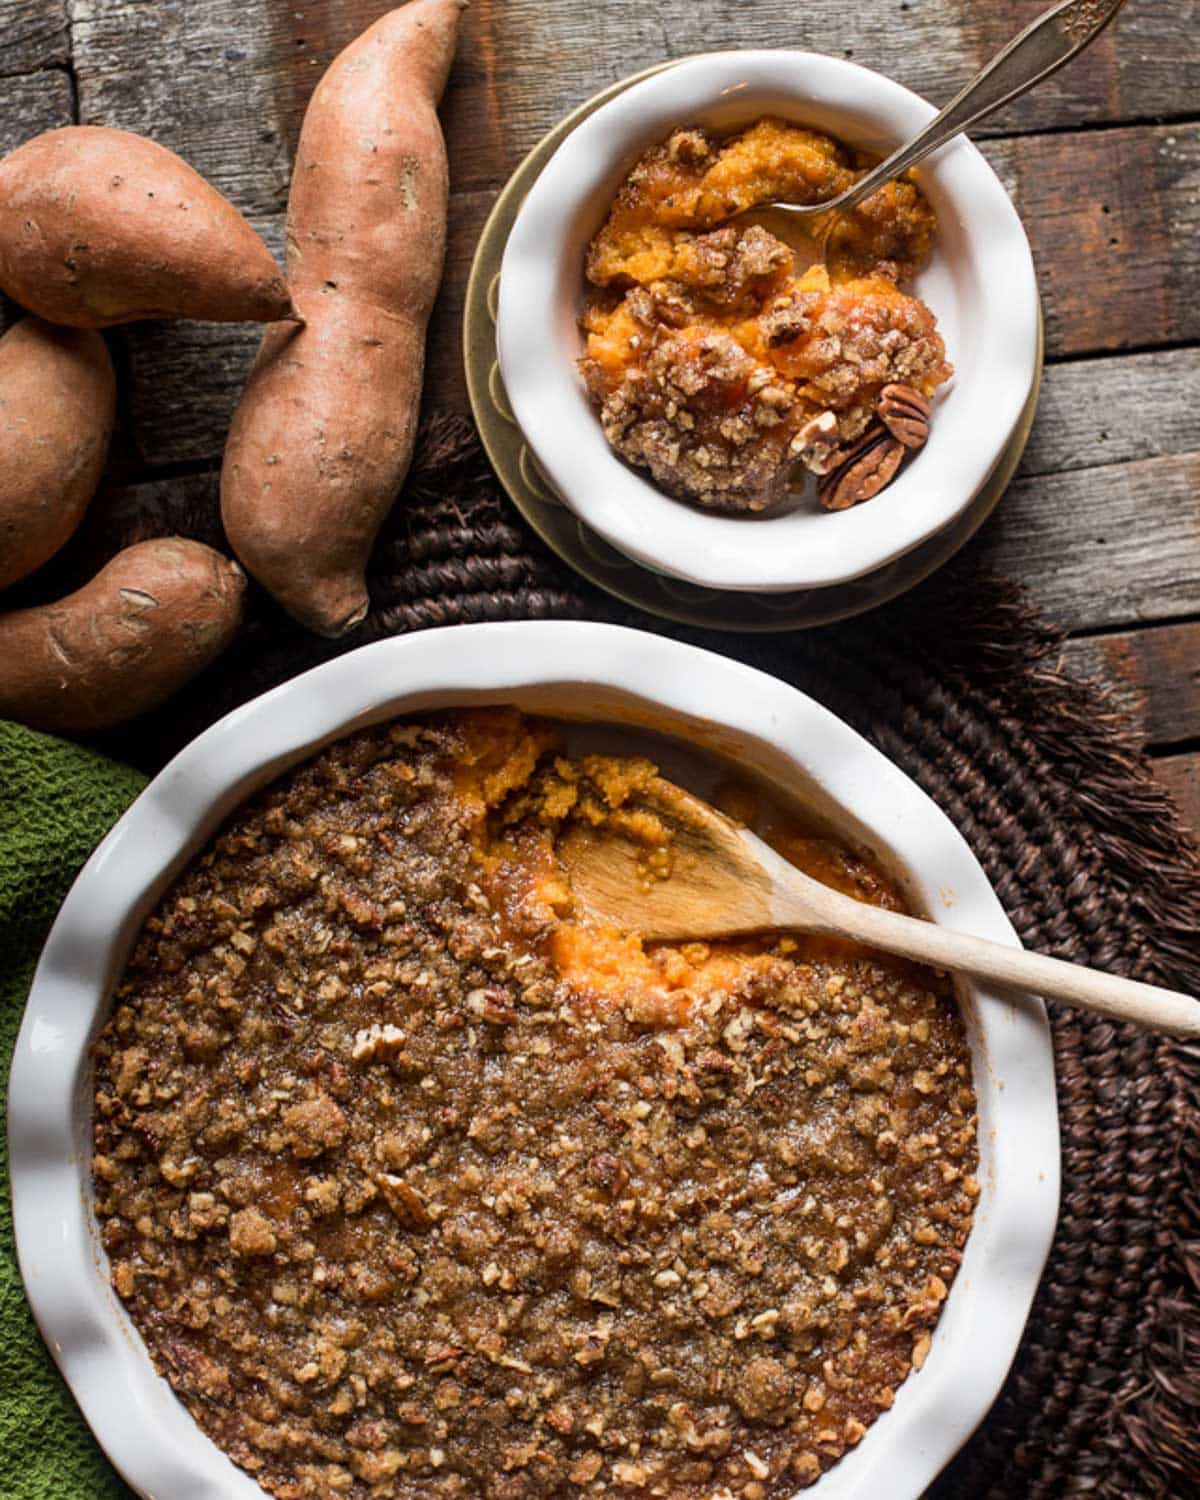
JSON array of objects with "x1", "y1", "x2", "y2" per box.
[
  {"x1": 9, "y1": 622, "x2": 1058, "y2": 1500},
  {"x1": 497, "y1": 51, "x2": 1040, "y2": 593}
]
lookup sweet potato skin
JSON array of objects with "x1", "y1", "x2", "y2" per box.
[
  {"x1": 222, "y1": 0, "x2": 463, "y2": 637},
  {"x1": 0, "y1": 127, "x2": 292, "y2": 327},
  {"x1": 0, "y1": 538, "x2": 245, "y2": 731},
  {"x1": 0, "y1": 317, "x2": 116, "y2": 591}
]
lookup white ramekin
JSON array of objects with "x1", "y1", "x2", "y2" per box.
[
  {"x1": 497, "y1": 51, "x2": 1040, "y2": 593},
  {"x1": 9, "y1": 622, "x2": 1058, "y2": 1499}
]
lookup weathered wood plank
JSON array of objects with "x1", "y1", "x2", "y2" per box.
[
  {"x1": 129, "y1": 277, "x2": 1200, "y2": 479},
  {"x1": 67, "y1": 0, "x2": 469, "y2": 215},
  {"x1": 1150, "y1": 751, "x2": 1200, "y2": 836},
  {"x1": 122, "y1": 319, "x2": 266, "y2": 470},
  {"x1": 1061, "y1": 623, "x2": 1200, "y2": 750},
  {"x1": 0, "y1": 66, "x2": 73, "y2": 156},
  {"x1": 64, "y1": 0, "x2": 1200, "y2": 397},
  {"x1": 0, "y1": 68, "x2": 75, "y2": 332},
  {"x1": 967, "y1": 0, "x2": 1200, "y2": 137},
  {"x1": 424, "y1": 189, "x2": 490, "y2": 422},
  {"x1": 0, "y1": 0, "x2": 69, "y2": 77},
  {"x1": 67, "y1": 0, "x2": 292, "y2": 218},
  {"x1": 974, "y1": 453, "x2": 1200, "y2": 635},
  {"x1": 51, "y1": 0, "x2": 1200, "y2": 665},
  {"x1": 118, "y1": 213, "x2": 285, "y2": 466},
  {"x1": 1020, "y1": 349, "x2": 1200, "y2": 479},
  {"x1": 68, "y1": 0, "x2": 482, "y2": 461},
  {"x1": 443, "y1": 1, "x2": 1200, "y2": 193},
  {"x1": 65, "y1": 0, "x2": 1200, "y2": 209},
  {"x1": 263, "y1": 0, "x2": 418, "y2": 156},
  {"x1": 83, "y1": 381, "x2": 1200, "y2": 651},
  {"x1": 981, "y1": 125, "x2": 1200, "y2": 359}
]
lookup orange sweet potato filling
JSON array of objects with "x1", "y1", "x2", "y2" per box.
[
  {"x1": 460, "y1": 708, "x2": 907, "y2": 1026},
  {"x1": 586, "y1": 118, "x2": 934, "y2": 287}
]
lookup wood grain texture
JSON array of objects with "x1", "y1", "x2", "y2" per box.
[
  {"x1": 974, "y1": 454, "x2": 1200, "y2": 635},
  {"x1": 118, "y1": 213, "x2": 285, "y2": 466},
  {"x1": 1019, "y1": 349, "x2": 1200, "y2": 478},
  {"x1": 0, "y1": 66, "x2": 73, "y2": 157},
  {"x1": 424, "y1": 189, "x2": 491, "y2": 424},
  {"x1": 63, "y1": 1, "x2": 1200, "y2": 213},
  {"x1": 262, "y1": 0, "x2": 415, "y2": 155},
  {"x1": 120, "y1": 191, "x2": 484, "y2": 465},
  {"x1": 0, "y1": 68, "x2": 75, "y2": 334},
  {"x1": 981, "y1": 125, "x2": 1200, "y2": 358},
  {"x1": 127, "y1": 300, "x2": 1200, "y2": 484},
  {"x1": 68, "y1": 0, "x2": 292, "y2": 218},
  {"x1": 60, "y1": 0, "x2": 1200, "y2": 441},
  {"x1": 0, "y1": 0, "x2": 69, "y2": 77},
  {"x1": 967, "y1": 0, "x2": 1200, "y2": 135},
  {"x1": 443, "y1": 1, "x2": 1200, "y2": 193},
  {"x1": 1062, "y1": 623, "x2": 1200, "y2": 749},
  {"x1": 117, "y1": 138, "x2": 1200, "y2": 458}
]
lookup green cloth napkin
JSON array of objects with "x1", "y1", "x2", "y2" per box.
[{"x1": 1, "y1": 721, "x2": 145, "y2": 1499}]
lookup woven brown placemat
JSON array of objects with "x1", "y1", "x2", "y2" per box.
[{"x1": 82, "y1": 414, "x2": 1200, "y2": 1499}]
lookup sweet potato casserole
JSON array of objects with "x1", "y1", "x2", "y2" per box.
[
  {"x1": 93, "y1": 709, "x2": 978, "y2": 1499},
  {"x1": 580, "y1": 119, "x2": 952, "y2": 513}
]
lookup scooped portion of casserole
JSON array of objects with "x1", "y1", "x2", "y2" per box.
[{"x1": 581, "y1": 120, "x2": 952, "y2": 513}]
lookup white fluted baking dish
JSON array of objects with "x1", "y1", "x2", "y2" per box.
[{"x1": 9, "y1": 621, "x2": 1059, "y2": 1499}]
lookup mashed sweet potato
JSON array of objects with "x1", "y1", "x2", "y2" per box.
[{"x1": 470, "y1": 711, "x2": 907, "y2": 1027}]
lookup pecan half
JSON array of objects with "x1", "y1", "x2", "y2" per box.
[
  {"x1": 817, "y1": 425, "x2": 905, "y2": 511},
  {"x1": 877, "y1": 383, "x2": 931, "y2": 449}
]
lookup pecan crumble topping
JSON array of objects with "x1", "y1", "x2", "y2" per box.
[
  {"x1": 580, "y1": 119, "x2": 952, "y2": 513},
  {"x1": 93, "y1": 709, "x2": 978, "y2": 1499}
]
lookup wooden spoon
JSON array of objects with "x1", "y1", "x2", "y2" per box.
[{"x1": 558, "y1": 775, "x2": 1200, "y2": 1039}]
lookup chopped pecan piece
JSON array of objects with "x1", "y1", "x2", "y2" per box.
[
  {"x1": 467, "y1": 986, "x2": 517, "y2": 1024},
  {"x1": 789, "y1": 409, "x2": 841, "y2": 474},
  {"x1": 569, "y1": 1452, "x2": 604, "y2": 1484},
  {"x1": 877, "y1": 383, "x2": 932, "y2": 448},
  {"x1": 587, "y1": 1152, "x2": 629, "y2": 1196},
  {"x1": 377, "y1": 1174, "x2": 433, "y2": 1230},
  {"x1": 545, "y1": 1403, "x2": 575, "y2": 1435},
  {"x1": 424, "y1": 1343, "x2": 464, "y2": 1372},
  {"x1": 351, "y1": 1023, "x2": 406, "y2": 1063}
]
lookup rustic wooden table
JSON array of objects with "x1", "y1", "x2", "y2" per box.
[{"x1": 4, "y1": 1, "x2": 1198, "y2": 825}]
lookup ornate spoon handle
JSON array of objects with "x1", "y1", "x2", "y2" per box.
[{"x1": 833, "y1": 0, "x2": 1128, "y2": 216}]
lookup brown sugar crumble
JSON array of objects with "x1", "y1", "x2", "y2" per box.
[
  {"x1": 580, "y1": 119, "x2": 952, "y2": 513},
  {"x1": 92, "y1": 708, "x2": 978, "y2": 1500}
]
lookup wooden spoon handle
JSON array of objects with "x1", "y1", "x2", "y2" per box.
[{"x1": 792, "y1": 883, "x2": 1200, "y2": 1038}]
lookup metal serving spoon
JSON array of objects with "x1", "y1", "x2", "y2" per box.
[
  {"x1": 737, "y1": 0, "x2": 1128, "y2": 246},
  {"x1": 559, "y1": 774, "x2": 1200, "y2": 1040}
]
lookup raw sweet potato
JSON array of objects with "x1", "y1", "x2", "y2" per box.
[
  {"x1": 0, "y1": 317, "x2": 116, "y2": 591},
  {"x1": 0, "y1": 538, "x2": 245, "y2": 731},
  {"x1": 0, "y1": 126, "x2": 292, "y2": 327},
  {"x1": 221, "y1": 0, "x2": 463, "y2": 637}
]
